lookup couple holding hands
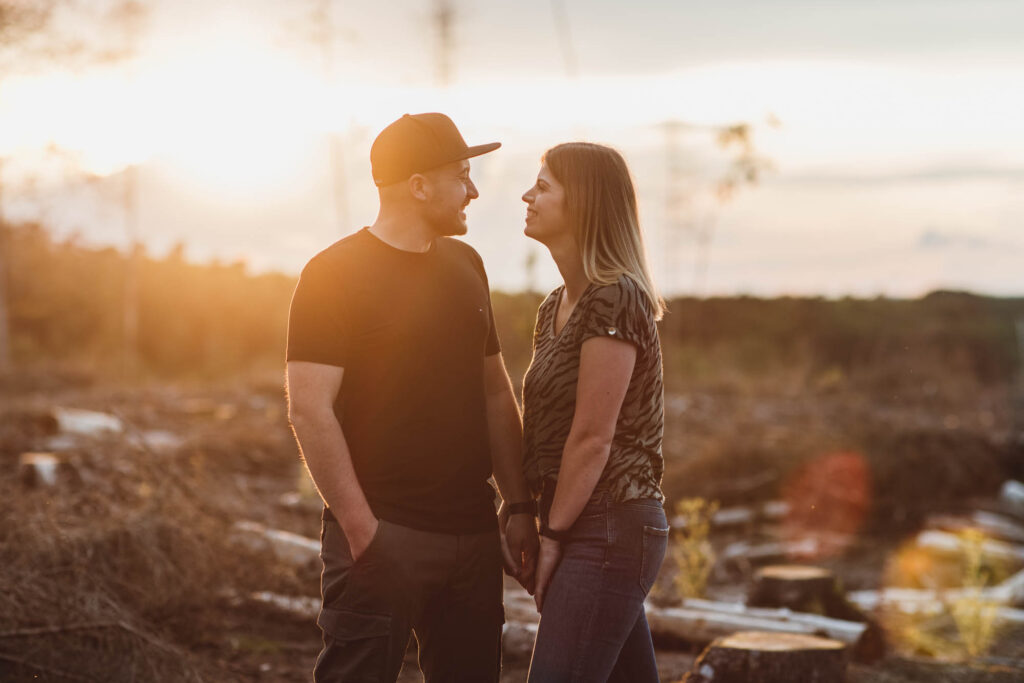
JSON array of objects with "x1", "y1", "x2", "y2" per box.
[{"x1": 286, "y1": 112, "x2": 667, "y2": 683}]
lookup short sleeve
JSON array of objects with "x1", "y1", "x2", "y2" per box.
[
  {"x1": 285, "y1": 256, "x2": 352, "y2": 367},
  {"x1": 577, "y1": 277, "x2": 649, "y2": 348}
]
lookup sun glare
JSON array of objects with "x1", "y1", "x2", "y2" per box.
[{"x1": 142, "y1": 35, "x2": 326, "y2": 198}]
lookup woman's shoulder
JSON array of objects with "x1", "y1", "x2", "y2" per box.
[{"x1": 587, "y1": 275, "x2": 652, "y2": 318}]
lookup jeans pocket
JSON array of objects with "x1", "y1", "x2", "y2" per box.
[{"x1": 640, "y1": 525, "x2": 669, "y2": 594}]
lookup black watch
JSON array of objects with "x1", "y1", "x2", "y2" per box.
[
  {"x1": 506, "y1": 500, "x2": 537, "y2": 516},
  {"x1": 539, "y1": 522, "x2": 569, "y2": 543}
]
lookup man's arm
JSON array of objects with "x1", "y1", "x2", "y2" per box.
[
  {"x1": 286, "y1": 360, "x2": 378, "y2": 560},
  {"x1": 484, "y1": 353, "x2": 539, "y2": 587}
]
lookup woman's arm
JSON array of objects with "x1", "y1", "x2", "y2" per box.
[
  {"x1": 534, "y1": 335, "x2": 636, "y2": 611},
  {"x1": 547, "y1": 336, "x2": 637, "y2": 530}
]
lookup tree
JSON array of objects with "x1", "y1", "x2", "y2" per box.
[{"x1": 0, "y1": 0, "x2": 147, "y2": 372}]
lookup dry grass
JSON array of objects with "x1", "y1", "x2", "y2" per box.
[{"x1": 0, "y1": 401, "x2": 308, "y2": 682}]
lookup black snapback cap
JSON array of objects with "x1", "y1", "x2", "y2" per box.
[{"x1": 370, "y1": 113, "x2": 501, "y2": 187}]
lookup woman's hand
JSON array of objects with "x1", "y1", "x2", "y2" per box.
[{"x1": 533, "y1": 536, "x2": 563, "y2": 613}]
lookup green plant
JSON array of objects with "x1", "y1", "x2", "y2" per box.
[
  {"x1": 671, "y1": 497, "x2": 719, "y2": 600},
  {"x1": 950, "y1": 529, "x2": 1000, "y2": 659}
]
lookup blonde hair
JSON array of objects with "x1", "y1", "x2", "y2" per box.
[{"x1": 543, "y1": 142, "x2": 665, "y2": 320}]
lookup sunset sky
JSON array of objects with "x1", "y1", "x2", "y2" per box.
[{"x1": 1, "y1": 0, "x2": 1022, "y2": 296}]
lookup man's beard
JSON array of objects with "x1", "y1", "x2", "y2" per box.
[{"x1": 427, "y1": 206, "x2": 468, "y2": 237}]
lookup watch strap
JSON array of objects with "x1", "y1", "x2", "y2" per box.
[
  {"x1": 506, "y1": 500, "x2": 538, "y2": 516},
  {"x1": 539, "y1": 523, "x2": 569, "y2": 543}
]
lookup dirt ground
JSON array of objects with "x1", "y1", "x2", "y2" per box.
[{"x1": 1, "y1": 371, "x2": 1022, "y2": 682}]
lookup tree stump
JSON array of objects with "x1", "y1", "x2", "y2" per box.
[
  {"x1": 684, "y1": 631, "x2": 847, "y2": 683},
  {"x1": 749, "y1": 565, "x2": 839, "y2": 613},
  {"x1": 747, "y1": 564, "x2": 885, "y2": 661}
]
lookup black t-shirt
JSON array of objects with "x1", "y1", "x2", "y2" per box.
[{"x1": 287, "y1": 227, "x2": 501, "y2": 534}]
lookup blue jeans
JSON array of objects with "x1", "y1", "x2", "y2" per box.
[{"x1": 528, "y1": 488, "x2": 669, "y2": 683}]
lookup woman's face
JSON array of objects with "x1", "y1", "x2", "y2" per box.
[{"x1": 522, "y1": 163, "x2": 570, "y2": 245}]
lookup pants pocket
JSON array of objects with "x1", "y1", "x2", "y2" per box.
[
  {"x1": 639, "y1": 525, "x2": 669, "y2": 594},
  {"x1": 351, "y1": 519, "x2": 387, "y2": 569},
  {"x1": 315, "y1": 607, "x2": 392, "y2": 682}
]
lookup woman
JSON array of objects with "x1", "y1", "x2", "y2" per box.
[{"x1": 519, "y1": 142, "x2": 668, "y2": 682}]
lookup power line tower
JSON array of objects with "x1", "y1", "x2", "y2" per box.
[
  {"x1": 117, "y1": 1, "x2": 145, "y2": 380},
  {"x1": 312, "y1": 0, "x2": 351, "y2": 234},
  {"x1": 433, "y1": 0, "x2": 455, "y2": 87},
  {"x1": 0, "y1": 158, "x2": 10, "y2": 372},
  {"x1": 661, "y1": 120, "x2": 727, "y2": 296},
  {"x1": 661, "y1": 120, "x2": 695, "y2": 296},
  {"x1": 549, "y1": 0, "x2": 578, "y2": 80}
]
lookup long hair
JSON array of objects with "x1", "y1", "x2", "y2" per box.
[{"x1": 543, "y1": 142, "x2": 665, "y2": 320}]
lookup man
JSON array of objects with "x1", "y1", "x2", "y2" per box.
[{"x1": 286, "y1": 113, "x2": 539, "y2": 683}]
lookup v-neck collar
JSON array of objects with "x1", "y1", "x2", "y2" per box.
[{"x1": 549, "y1": 283, "x2": 595, "y2": 340}]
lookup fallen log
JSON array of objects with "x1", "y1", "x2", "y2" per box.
[
  {"x1": 848, "y1": 582, "x2": 1024, "y2": 621},
  {"x1": 926, "y1": 511, "x2": 1024, "y2": 545},
  {"x1": 999, "y1": 480, "x2": 1024, "y2": 521},
  {"x1": 232, "y1": 521, "x2": 321, "y2": 566},
  {"x1": 683, "y1": 631, "x2": 847, "y2": 683},
  {"x1": 721, "y1": 534, "x2": 853, "y2": 566},
  {"x1": 748, "y1": 565, "x2": 884, "y2": 659},
  {"x1": 916, "y1": 529, "x2": 1024, "y2": 564},
  {"x1": 643, "y1": 599, "x2": 868, "y2": 657},
  {"x1": 672, "y1": 500, "x2": 790, "y2": 532},
  {"x1": 52, "y1": 407, "x2": 123, "y2": 435}
]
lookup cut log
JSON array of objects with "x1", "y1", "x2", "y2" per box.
[
  {"x1": 18, "y1": 452, "x2": 79, "y2": 488},
  {"x1": 232, "y1": 521, "x2": 321, "y2": 566},
  {"x1": 18, "y1": 452, "x2": 60, "y2": 487},
  {"x1": 683, "y1": 631, "x2": 847, "y2": 683},
  {"x1": 721, "y1": 534, "x2": 852, "y2": 566},
  {"x1": 748, "y1": 565, "x2": 837, "y2": 612},
  {"x1": 644, "y1": 600, "x2": 868, "y2": 656},
  {"x1": 672, "y1": 500, "x2": 790, "y2": 532},
  {"x1": 849, "y1": 564, "x2": 1024, "y2": 610},
  {"x1": 999, "y1": 480, "x2": 1024, "y2": 521},
  {"x1": 746, "y1": 564, "x2": 877, "y2": 637},
  {"x1": 993, "y1": 567, "x2": 1024, "y2": 606},
  {"x1": 927, "y1": 511, "x2": 1024, "y2": 545},
  {"x1": 52, "y1": 407, "x2": 123, "y2": 435},
  {"x1": 916, "y1": 529, "x2": 1024, "y2": 564},
  {"x1": 249, "y1": 591, "x2": 319, "y2": 619}
]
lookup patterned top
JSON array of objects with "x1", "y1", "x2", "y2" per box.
[{"x1": 522, "y1": 275, "x2": 665, "y2": 503}]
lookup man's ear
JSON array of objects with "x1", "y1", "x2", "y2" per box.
[{"x1": 408, "y1": 173, "x2": 431, "y2": 202}]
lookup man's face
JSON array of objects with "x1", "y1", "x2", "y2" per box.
[{"x1": 421, "y1": 159, "x2": 479, "y2": 237}]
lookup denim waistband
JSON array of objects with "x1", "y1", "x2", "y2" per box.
[
  {"x1": 538, "y1": 478, "x2": 612, "y2": 525},
  {"x1": 538, "y1": 479, "x2": 666, "y2": 525}
]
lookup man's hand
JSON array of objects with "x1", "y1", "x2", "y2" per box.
[
  {"x1": 344, "y1": 516, "x2": 380, "y2": 563},
  {"x1": 498, "y1": 502, "x2": 539, "y2": 594},
  {"x1": 533, "y1": 536, "x2": 563, "y2": 613},
  {"x1": 506, "y1": 512, "x2": 539, "y2": 594}
]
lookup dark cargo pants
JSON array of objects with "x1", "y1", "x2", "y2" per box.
[{"x1": 314, "y1": 509, "x2": 505, "y2": 683}]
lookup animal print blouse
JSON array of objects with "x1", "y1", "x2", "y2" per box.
[{"x1": 521, "y1": 275, "x2": 665, "y2": 503}]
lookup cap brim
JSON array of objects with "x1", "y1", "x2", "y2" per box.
[{"x1": 460, "y1": 142, "x2": 501, "y2": 160}]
